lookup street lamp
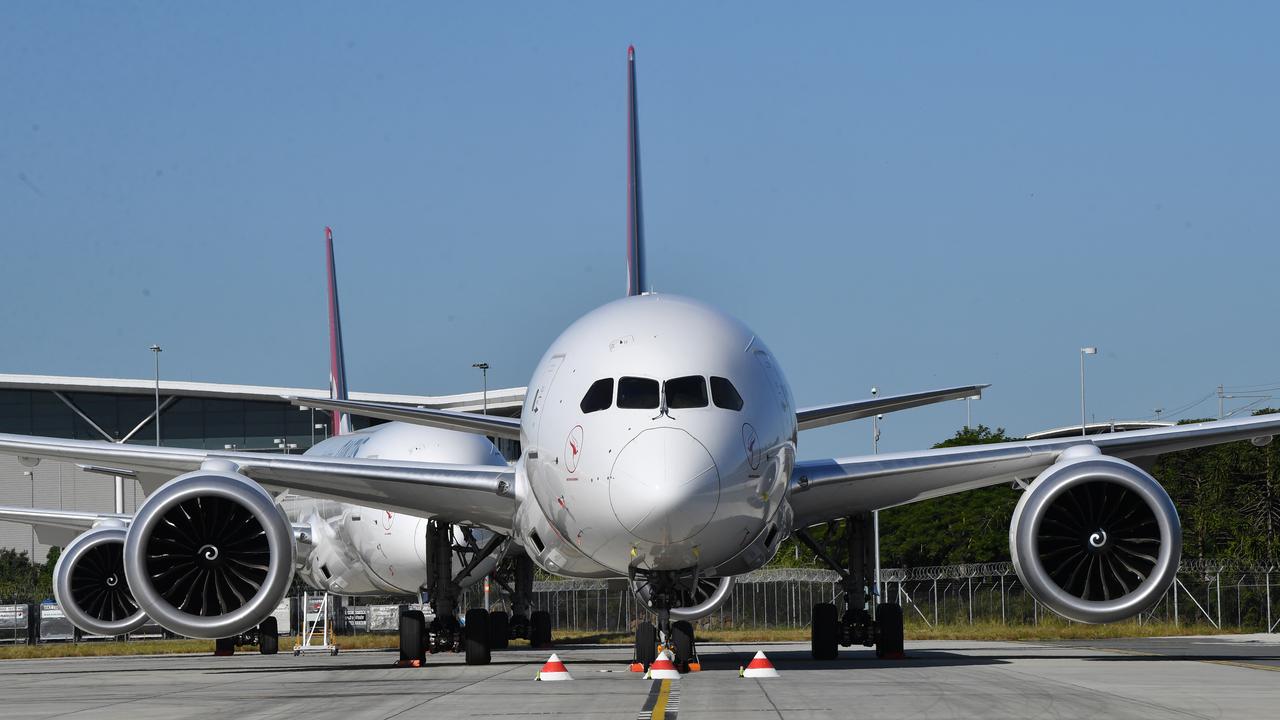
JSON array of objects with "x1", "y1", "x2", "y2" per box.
[
  {"x1": 870, "y1": 387, "x2": 882, "y2": 608},
  {"x1": 23, "y1": 470, "x2": 34, "y2": 557},
  {"x1": 472, "y1": 362, "x2": 490, "y2": 415},
  {"x1": 149, "y1": 344, "x2": 162, "y2": 446},
  {"x1": 1080, "y1": 347, "x2": 1098, "y2": 436}
]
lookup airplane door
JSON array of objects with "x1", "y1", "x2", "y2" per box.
[{"x1": 526, "y1": 354, "x2": 564, "y2": 451}]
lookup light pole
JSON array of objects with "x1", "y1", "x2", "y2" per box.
[
  {"x1": 299, "y1": 406, "x2": 313, "y2": 446},
  {"x1": 870, "y1": 387, "x2": 882, "y2": 608},
  {"x1": 1154, "y1": 407, "x2": 1164, "y2": 421},
  {"x1": 149, "y1": 344, "x2": 162, "y2": 446},
  {"x1": 1080, "y1": 347, "x2": 1098, "y2": 436},
  {"x1": 472, "y1": 362, "x2": 490, "y2": 415},
  {"x1": 23, "y1": 470, "x2": 34, "y2": 557}
]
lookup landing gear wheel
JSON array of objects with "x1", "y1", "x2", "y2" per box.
[
  {"x1": 399, "y1": 610, "x2": 426, "y2": 664},
  {"x1": 811, "y1": 602, "x2": 839, "y2": 660},
  {"x1": 671, "y1": 620, "x2": 694, "y2": 669},
  {"x1": 488, "y1": 610, "x2": 510, "y2": 650},
  {"x1": 634, "y1": 621, "x2": 657, "y2": 668},
  {"x1": 530, "y1": 610, "x2": 552, "y2": 649},
  {"x1": 464, "y1": 609, "x2": 492, "y2": 665},
  {"x1": 875, "y1": 603, "x2": 904, "y2": 659},
  {"x1": 214, "y1": 636, "x2": 235, "y2": 656},
  {"x1": 258, "y1": 617, "x2": 279, "y2": 655}
]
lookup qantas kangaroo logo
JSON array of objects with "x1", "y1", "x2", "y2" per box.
[{"x1": 565, "y1": 425, "x2": 583, "y2": 473}]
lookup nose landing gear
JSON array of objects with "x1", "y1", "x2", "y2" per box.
[
  {"x1": 796, "y1": 512, "x2": 905, "y2": 660},
  {"x1": 628, "y1": 570, "x2": 704, "y2": 672}
]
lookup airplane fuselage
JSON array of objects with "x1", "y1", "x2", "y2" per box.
[{"x1": 514, "y1": 293, "x2": 797, "y2": 579}]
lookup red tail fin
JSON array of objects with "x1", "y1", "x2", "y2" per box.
[
  {"x1": 626, "y1": 45, "x2": 647, "y2": 297},
  {"x1": 326, "y1": 227, "x2": 353, "y2": 435}
]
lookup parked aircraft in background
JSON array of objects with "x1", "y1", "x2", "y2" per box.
[
  {"x1": 0, "y1": 229, "x2": 533, "y2": 659},
  {"x1": 3, "y1": 47, "x2": 1280, "y2": 669}
]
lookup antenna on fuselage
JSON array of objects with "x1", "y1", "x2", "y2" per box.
[
  {"x1": 626, "y1": 45, "x2": 648, "y2": 297},
  {"x1": 326, "y1": 226, "x2": 353, "y2": 436}
]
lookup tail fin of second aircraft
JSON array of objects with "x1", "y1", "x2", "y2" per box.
[
  {"x1": 626, "y1": 45, "x2": 647, "y2": 297},
  {"x1": 326, "y1": 227, "x2": 353, "y2": 436}
]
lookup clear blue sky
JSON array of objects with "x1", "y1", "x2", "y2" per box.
[{"x1": 2, "y1": 3, "x2": 1278, "y2": 460}]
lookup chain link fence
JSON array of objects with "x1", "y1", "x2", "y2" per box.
[{"x1": 6, "y1": 558, "x2": 1277, "y2": 644}]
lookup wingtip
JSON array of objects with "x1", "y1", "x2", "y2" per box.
[
  {"x1": 325, "y1": 226, "x2": 333, "y2": 241},
  {"x1": 628, "y1": 44, "x2": 635, "y2": 60}
]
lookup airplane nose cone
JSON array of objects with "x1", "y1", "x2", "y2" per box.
[{"x1": 608, "y1": 427, "x2": 720, "y2": 544}]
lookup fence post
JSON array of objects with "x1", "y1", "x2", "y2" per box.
[{"x1": 932, "y1": 579, "x2": 938, "y2": 626}]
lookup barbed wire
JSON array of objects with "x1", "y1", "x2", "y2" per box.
[{"x1": 528, "y1": 558, "x2": 1280, "y2": 590}]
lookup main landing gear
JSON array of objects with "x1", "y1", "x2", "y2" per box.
[
  {"x1": 796, "y1": 512, "x2": 904, "y2": 661},
  {"x1": 398, "y1": 521, "x2": 551, "y2": 666},
  {"x1": 213, "y1": 616, "x2": 280, "y2": 656},
  {"x1": 629, "y1": 570, "x2": 704, "y2": 671}
]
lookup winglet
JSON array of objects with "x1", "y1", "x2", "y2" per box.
[
  {"x1": 325, "y1": 227, "x2": 353, "y2": 436},
  {"x1": 626, "y1": 45, "x2": 646, "y2": 296}
]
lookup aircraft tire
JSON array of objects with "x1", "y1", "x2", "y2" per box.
[
  {"x1": 464, "y1": 609, "x2": 491, "y2": 665},
  {"x1": 530, "y1": 610, "x2": 552, "y2": 648},
  {"x1": 399, "y1": 610, "x2": 426, "y2": 664},
  {"x1": 811, "y1": 603, "x2": 839, "y2": 660},
  {"x1": 258, "y1": 617, "x2": 278, "y2": 655},
  {"x1": 488, "y1": 610, "x2": 510, "y2": 649},
  {"x1": 634, "y1": 621, "x2": 657, "y2": 667},
  {"x1": 875, "y1": 603, "x2": 904, "y2": 658},
  {"x1": 671, "y1": 620, "x2": 694, "y2": 669},
  {"x1": 214, "y1": 636, "x2": 236, "y2": 656}
]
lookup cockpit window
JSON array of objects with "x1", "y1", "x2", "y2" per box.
[
  {"x1": 710, "y1": 376, "x2": 744, "y2": 411},
  {"x1": 665, "y1": 375, "x2": 708, "y2": 409},
  {"x1": 617, "y1": 377, "x2": 660, "y2": 409},
  {"x1": 580, "y1": 378, "x2": 614, "y2": 413}
]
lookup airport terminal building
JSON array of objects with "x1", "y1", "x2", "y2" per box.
[{"x1": 0, "y1": 374, "x2": 524, "y2": 559}]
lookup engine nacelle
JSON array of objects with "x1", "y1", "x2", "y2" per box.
[
  {"x1": 1010, "y1": 448, "x2": 1181, "y2": 624},
  {"x1": 630, "y1": 575, "x2": 737, "y2": 621},
  {"x1": 53, "y1": 526, "x2": 149, "y2": 637},
  {"x1": 123, "y1": 468, "x2": 295, "y2": 639}
]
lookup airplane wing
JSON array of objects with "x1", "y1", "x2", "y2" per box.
[
  {"x1": 796, "y1": 385, "x2": 988, "y2": 431},
  {"x1": 0, "y1": 506, "x2": 132, "y2": 547},
  {"x1": 290, "y1": 397, "x2": 523, "y2": 440},
  {"x1": 788, "y1": 413, "x2": 1280, "y2": 529},
  {"x1": 0, "y1": 433, "x2": 518, "y2": 530}
]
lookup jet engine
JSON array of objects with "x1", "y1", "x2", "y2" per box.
[
  {"x1": 1010, "y1": 447, "x2": 1181, "y2": 624},
  {"x1": 53, "y1": 526, "x2": 149, "y2": 637},
  {"x1": 123, "y1": 466, "x2": 295, "y2": 639}
]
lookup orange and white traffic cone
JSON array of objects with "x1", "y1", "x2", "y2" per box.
[
  {"x1": 739, "y1": 650, "x2": 779, "y2": 678},
  {"x1": 644, "y1": 649, "x2": 681, "y2": 680},
  {"x1": 535, "y1": 653, "x2": 573, "y2": 681}
]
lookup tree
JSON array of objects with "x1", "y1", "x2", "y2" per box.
[{"x1": 877, "y1": 425, "x2": 1021, "y2": 567}]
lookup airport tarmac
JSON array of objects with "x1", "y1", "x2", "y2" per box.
[{"x1": 1, "y1": 635, "x2": 1277, "y2": 720}]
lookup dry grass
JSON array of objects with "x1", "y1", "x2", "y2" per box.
[
  {"x1": 0, "y1": 621, "x2": 1238, "y2": 659},
  {"x1": 554, "y1": 621, "x2": 1234, "y2": 645}
]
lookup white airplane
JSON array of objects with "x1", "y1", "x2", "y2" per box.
[
  {"x1": 0, "y1": 229, "x2": 538, "y2": 660},
  {"x1": 3, "y1": 46, "x2": 1280, "y2": 669}
]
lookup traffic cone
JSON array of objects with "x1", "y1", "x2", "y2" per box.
[
  {"x1": 535, "y1": 653, "x2": 573, "y2": 681},
  {"x1": 644, "y1": 649, "x2": 681, "y2": 680},
  {"x1": 740, "y1": 650, "x2": 779, "y2": 678}
]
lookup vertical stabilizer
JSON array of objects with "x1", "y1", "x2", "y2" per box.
[
  {"x1": 626, "y1": 45, "x2": 647, "y2": 297},
  {"x1": 325, "y1": 227, "x2": 353, "y2": 436}
]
